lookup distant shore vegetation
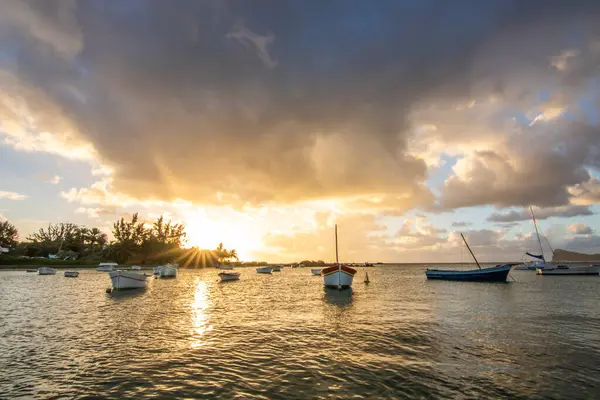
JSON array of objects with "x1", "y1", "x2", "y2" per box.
[{"x1": 0, "y1": 214, "x2": 251, "y2": 267}]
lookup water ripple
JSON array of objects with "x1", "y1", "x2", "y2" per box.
[{"x1": 1, "y1": 267, "x2": 599, "y2": 399}]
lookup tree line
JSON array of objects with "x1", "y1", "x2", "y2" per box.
[{"x1": 0, "y1": 214, "x2": 238, "y2": 267}]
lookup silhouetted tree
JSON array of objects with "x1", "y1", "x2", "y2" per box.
[{"x1": 0, "y1": 220, "x2": 18, "y2": 249}]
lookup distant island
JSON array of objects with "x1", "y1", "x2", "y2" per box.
[{"x1": 552, "y1": 249, "x2": 600, "y2": 263}]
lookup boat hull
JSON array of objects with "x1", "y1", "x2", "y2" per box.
[
  {"x1": 271, "y1": 266, "x2": 282, "y2": 272},
  {"x1": 322, "y1": 266, "x2": 357, "y2": 289},
  {"x1": 38, "y1": 267, "x2": 57, "y2": 275},
  {"x1": 425, "y1": 264, "x2": 512, "y2": 282},
  {"x1": 109, "y1": 271, "x2": 148, "y2": 290},
  {"x1": 219, "y1": 272, "x2": 240, "y2": 281},
  {"x1": 311, "y1": 268, "x2": 322, "y2": 276},
  {"x1": 64, "y1": 271, "x2": 79, "y2": 277},
  {"x1": 159, "y1": 266, "x2": 177, "y2": 278},
  {"x1": 256, "y1": 267, "x2": 272, "y2": 274},
  {"x1": 97, "y1": 263, "x2": 117, "y2": 272},
  {"x1": 537, "y1": 265, "x2": 600, "y2": 276}
]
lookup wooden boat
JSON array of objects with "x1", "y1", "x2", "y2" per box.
[
  {"x1": 158, "y1": 263, "x2": 177, "y2": 278},
  {"x1": 425, "y1": 233, "x2": 513, "y2": 282},
  {"x1": 109, "y1": 270, "x2": 149, "y2": 290},
  {"x1": 38, "y1": 267, "x2": 57, "y2": 275},
  {"x1": 219, "y1": 271, "x2": 241, "y2": 281},
  {"x1": 256, "y1": 266, "x2": 273, "y2": 274},
  {"x1": 64, "y1": 270, "x2": 79, "y2": 278},
  {"x1": 322, "y1": 225, "x2": 357, "y2": 289},
  {"x1": 271, "y1": 265, "x2": 282, "y2": 272},
  {"x1": 311, "y1": 268, "x2": 322, "y2": 276},
  {"x1": 537, "y1": 264, "x2": 600, "y2": 276},
  {"x1": 97, "y1": 262, "x2": 118, "y2": 272}
]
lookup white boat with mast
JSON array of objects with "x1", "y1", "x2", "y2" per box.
[
  {"x1": 321, "y1": 225, "x2": 357, "y2": 289},
  {"x1": 537, "y1": 264, "x2": 600, "y2": 276},
  {"x1": 516, "y1": 207, "x2": 555, "y2": 270}
]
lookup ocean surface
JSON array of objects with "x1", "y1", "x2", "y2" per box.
[{"x1": 1, "y1": 265, "x2": 599, "y2": 399}]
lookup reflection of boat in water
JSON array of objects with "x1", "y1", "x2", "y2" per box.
[
  {"x1": 311, "y1": 268, "x2": 322, "y2": 276},
  {"x1": 219, "y1": 271, "x2": 241, "y2": 281},
  {"x1": 109, "y1": 270, "x2": 149, "y2": 290},
  {"x1": 323, "y1": 287, "x2": 353, "y2": 305},
  {"x1": 38, "y1": 267, "x2": 57, "y2": 275},
  {"x1": 537, "y1": 264, "x2": 600, "y2": 276},
  {"x1": 64, "y1": 270, "x2": 79, "y2": 278},
  {"x1": 322, "y1": 225, "x2": 357, "y2": 290},
  {"x1": 425, "y1": 233, "x2": 513, "y2": 282},
  {"x1": 97, "y1": 262, "x2": 118, "y2": 272},
  {"x1": 256, "y1": 266, "x2": 273, "y2": 274}
]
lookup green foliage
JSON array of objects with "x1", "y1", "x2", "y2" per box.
[
  {"x1": 298, "y1": 260, "x2": 326, "y2": 266},
  {"x1": 0, "y1": 220, "x2": 19, "y2": 248}
]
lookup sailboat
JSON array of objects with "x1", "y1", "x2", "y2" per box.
[
  {"x1": 425, "y1": 233, "x2": 514, "y2": 282},
  {"x1": 321, "y1": 225, "x2": 357, "y2": 289},
  {"x1": 515, "y1": 207, "x2": 555, "y2": 270}
]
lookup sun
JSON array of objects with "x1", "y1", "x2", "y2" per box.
[{"x1": 183, "y1": 212, "x2": 261, "y2": 261}]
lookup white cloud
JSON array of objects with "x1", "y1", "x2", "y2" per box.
[
  {"x1": 568, "y1": 223, "x2": 593, "y2": 235},
  {"x1": 0, "y1": 191, "x2": 27, "y2": 200}
]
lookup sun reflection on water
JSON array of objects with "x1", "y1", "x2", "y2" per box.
[{"x1": 190, "y1": 279, "x2": 212, "y2": 348}]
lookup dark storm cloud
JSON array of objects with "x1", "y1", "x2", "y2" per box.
[{"x1": 3, "y1": 0, "x2": 600, "y2": 206}]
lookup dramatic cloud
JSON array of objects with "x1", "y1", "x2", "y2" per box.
[
  {"x1": 1, "y1": 0, "x2": 599, "y2": 212},
  {"x1": 0, "y1": 191, "x2": 27, "y2": 200},
  {"x1": 487, "y1": 205, "x2": 594, "y2": 223},
  {"x1": 568, "y1": 223, "x2": 593, "y2": 235},
  {"x1": 569, "y1": 178, "x2": 600, "y2": 205}
]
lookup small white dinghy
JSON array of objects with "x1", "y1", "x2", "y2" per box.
[
  {"x1": 64, "y1": 270, "x2": 79, "y2": 278},
  {"x1": 256, "y1": 266, "x2": 273, "y2": 274},
  {"x1": 219, "y1": 271, "x2": 241, "y2": 281},
  {"x1": 109, "y1": 270, "x2": 149, "y2": 290},
  {"x1": 38, "y1": 267, "x2": 57, "y2": 275},
  {"x1": 271, "y1": 265, "x2": 282, "y2": 272},
  {"x1": 159, "y1": 263, "x2": 177, "y2": 278},
  {"x1": 131, "y1": 265, "x2": 142, "y2": 270},
  {"x1": 311, "y1": 268, "x2": 322, "y2": 276},
  {"x1": 97, "y1": 262, "x2": 118, "y2": 272}
]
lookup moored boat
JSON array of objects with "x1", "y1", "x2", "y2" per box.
[
  {"x1": 217, "y1": 265, "x2": 234, "y2": 270},
  {"x1": 271, "y1": 265, "x2": 282, "y2": 272},
  {"x1": 537, "y1": 264, "x2": 600, "y2": 276},
  {"x1": 256, "y1": 266, "x2": 273, "y2": 274},
  {"x1": 38, "y1": 267, "x2": 57, "y2": 275},
  {"x1": 64, "y1": 270, "x2": 79, "y2": 278},
  {"x1": 425, "y1": 233, "x2": 514, "y2": 282},
  {"x1": 322, "y1": 225, "x2": 357, "y2": 289},
  {"x1": 97, "y1": 262, "x2": 118, "y2": 272},
  {"x1": 219, "y1": 271, "x2": 241, "y2": 281},
  {"x1": 109, "y1": 270, "x2": 149, "y2": 290},
  {"x1": 311, "y1": 268, "x2": 322, "y2": 276},
  {"x1": 131, "y1": 265, "x2": 142, "y2": 270},
  {"x1": 426, "y1": 264, "x2": 513, "y2": 282},
  {"x1": 153, "y1": 266, "x2": 162, "y2": 275},
  {"x1": 159, "y1": 263, "x2": 177, "y2": 278}
]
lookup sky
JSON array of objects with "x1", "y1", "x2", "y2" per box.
[{"x1": 1, "y1": 0, "x2": 600, "y2": 263}]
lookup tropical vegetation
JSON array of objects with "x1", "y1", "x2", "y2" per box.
[{"x1": 0, "y1": 214, "x2": 240, "y2": 268}]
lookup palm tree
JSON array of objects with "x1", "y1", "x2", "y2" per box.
[{"x1": 228, "y1": 249, "x2": 238, "y2": 262}]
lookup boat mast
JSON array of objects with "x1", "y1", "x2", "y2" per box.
[
  {"x1": 530, "y1": 206, "x2": 545, "y2": 262},
  {"x1": 460, "y1": 233, "x2": 481, "y2": 270},
  {"x1": 335, "y1": 224, "x2": 341, "y2": 289}
]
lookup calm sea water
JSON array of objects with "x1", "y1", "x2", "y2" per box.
[{"x1": 1, "y1": 265, "x2": 599, "y2": 399}]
